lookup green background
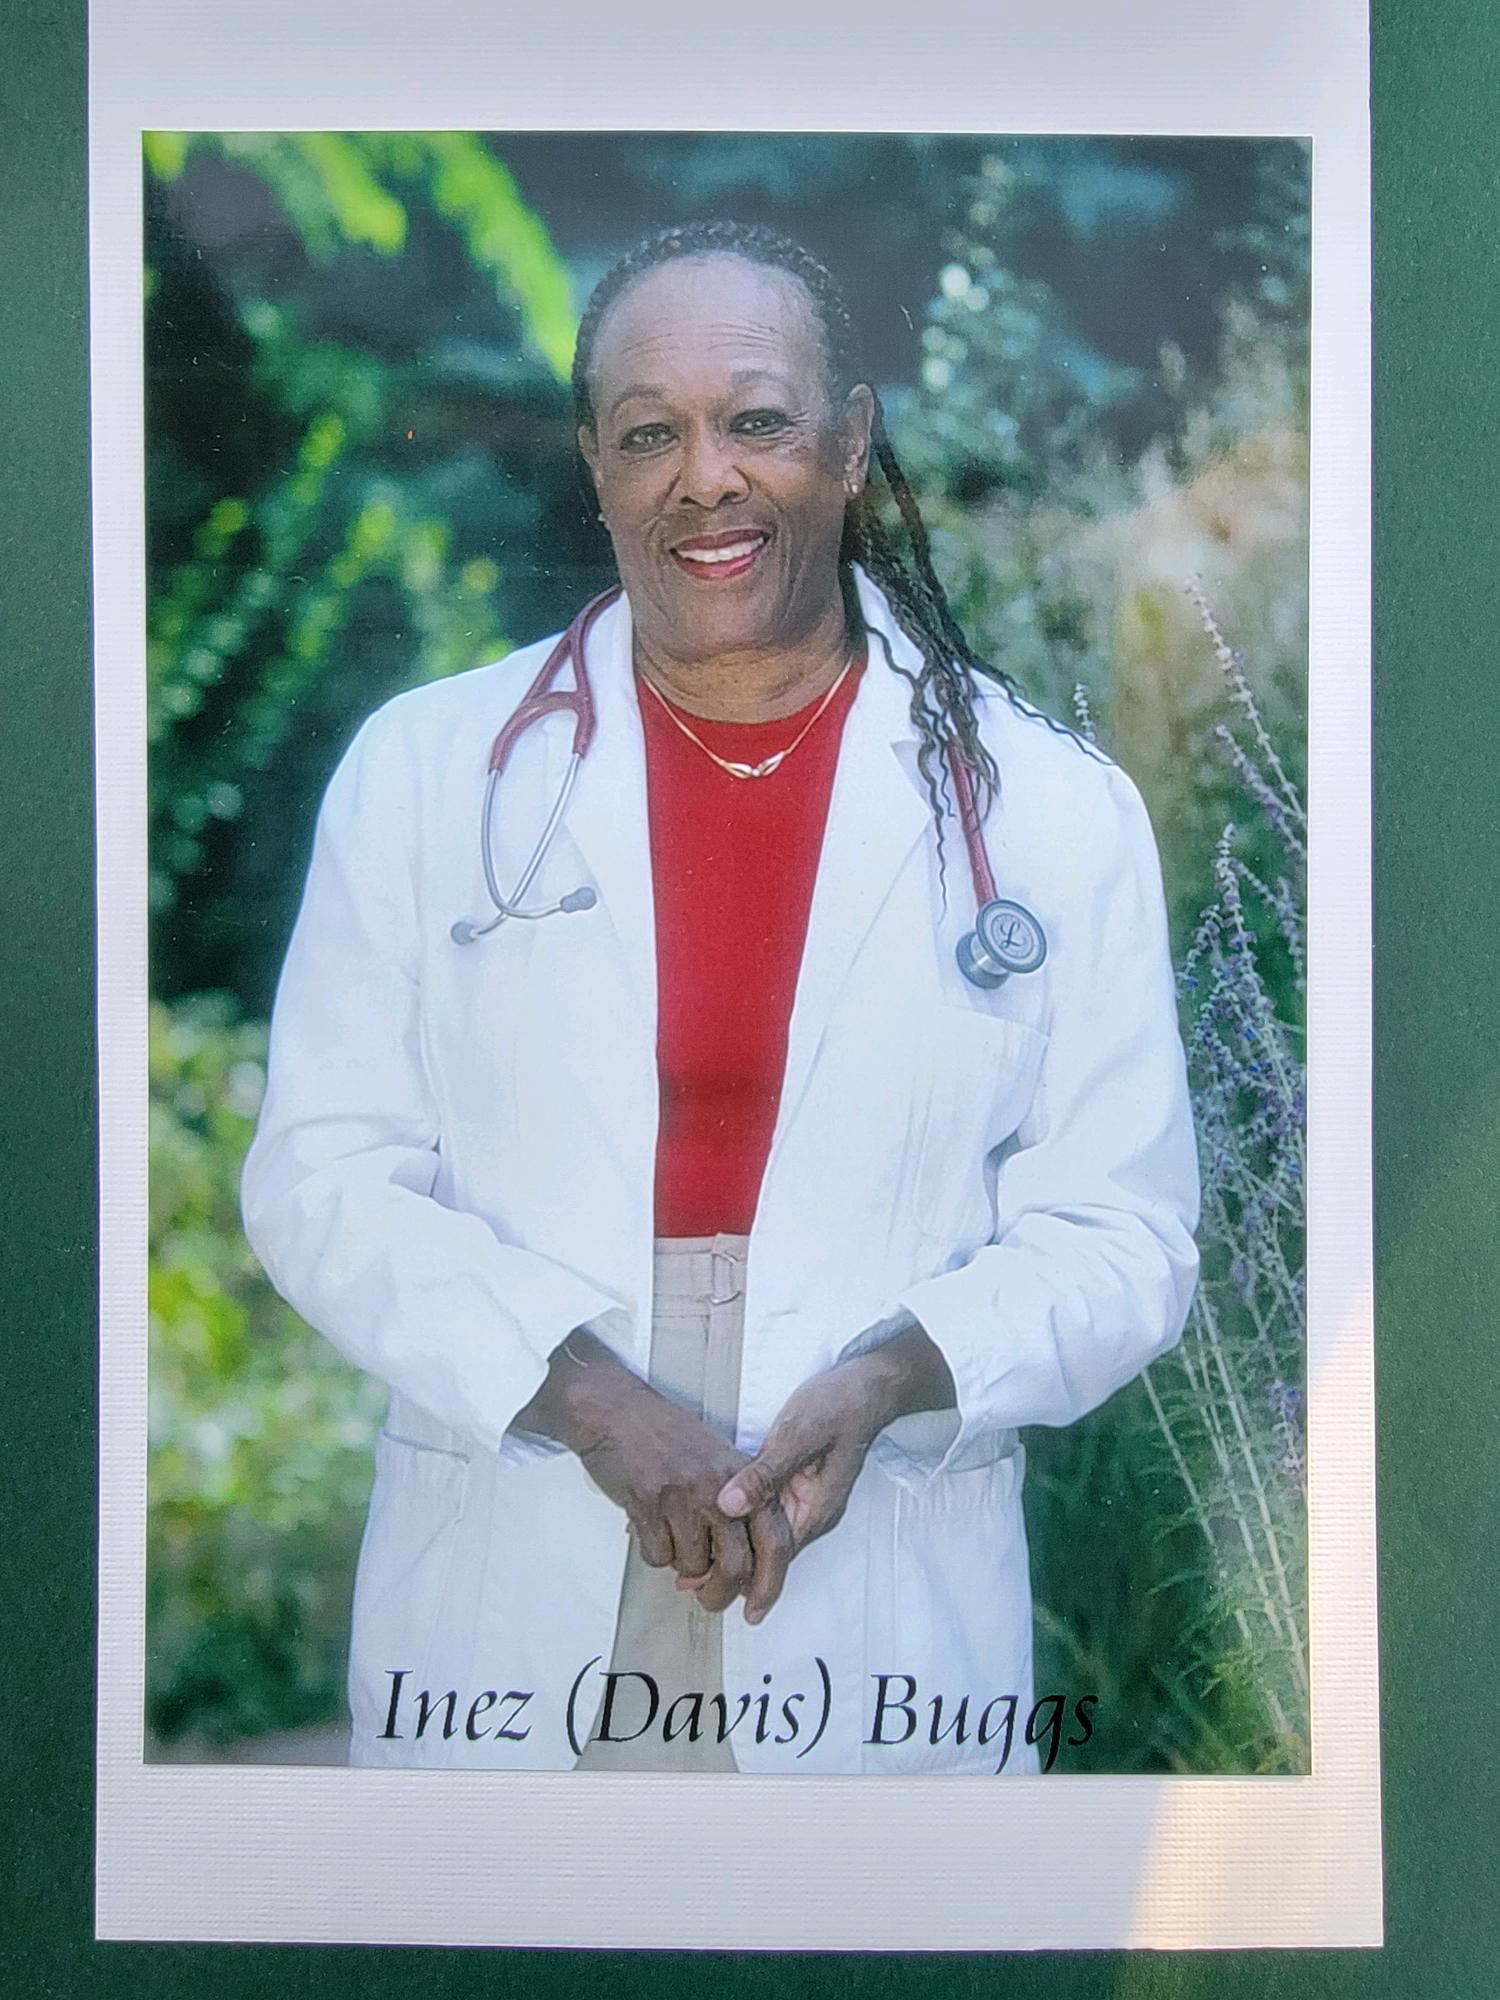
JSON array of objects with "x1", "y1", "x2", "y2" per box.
[{"x1": 2, "y1": 0, "x2": 1495, "y2": 1990}]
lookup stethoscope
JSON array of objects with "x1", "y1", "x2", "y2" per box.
[{"x1": 451, "y1": 587, "x2": 1048, "y2": 989}]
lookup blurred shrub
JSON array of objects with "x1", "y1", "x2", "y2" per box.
[
  {"x1": 148, "y1": 996, "x2": 384, "y2": 1744},
  {"x1": 145, "y1": 132, "x2": 591, "y2": 1014},
  {"x1": 888, "y1": 141, "x2": 1309, "y2": 961},
  {"x1": 1029, "y1": 595, "x2": 1307, "y2": 1774}
]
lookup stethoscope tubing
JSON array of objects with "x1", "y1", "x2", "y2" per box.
[
  {"x1": 452, "y1": 752, "x2": 593, "y2": 943},
  {"x1": 945, "y1": 745, "x2": 999, "y2": 910},
  {"x1": 451, "y1": 587, "x2": 1046, "y2": 987},
  {"x1": 450, "y1": 591, "x2": 617, "y2": 943}
]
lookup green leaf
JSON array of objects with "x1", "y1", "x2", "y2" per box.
[
  {"x1": 144, "y1": 131, "x2": 191, "y2": 181},
  {"x1": 402, "y1": 132, "x2": 576, "y2": 382},
  {"x1": 293, "y1": 134, "x2": 408, "y2": 257}
]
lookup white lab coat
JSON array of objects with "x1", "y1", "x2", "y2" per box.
[{"x1": 240, "y1": 564, "x2": 1200, "y2": 1774}]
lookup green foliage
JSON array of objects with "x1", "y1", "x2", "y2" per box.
[
  {"x1": 886, "y1": 141, "x2": 1310, "y2": 955},
  {"x1": 148, "y1": 996, "x2": 385, "y2": 1744},
  {"x1": 145, "y1": 131, "x2": 583, "y2": 1008},
  {"x1": 146, "y1": 132, "x2": 572, "y2": 372},
  {"x1": 378, "y1": 133, "x2": 577, "y2": 381}
]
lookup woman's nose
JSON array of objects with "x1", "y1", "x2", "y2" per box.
[{"x1": 675, "y1": 425, "x2": 749, "y2": 507}]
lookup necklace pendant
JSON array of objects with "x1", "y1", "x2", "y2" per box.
[
  {"x1": 638, "y1": 654, "x2": 855, "y2": 781},
  {"x1": 721, "y1": 752, "x2": 785, "y2": 780}
]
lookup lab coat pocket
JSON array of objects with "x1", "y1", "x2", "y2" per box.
[
  {"x1": 873, "y1": 1446, "x2": 1035, "y2": 1774},
  {"x1": 910, "y1": 1011, "x2": 1049, "y2": 1250},
  {"x1": 347, "y1": 1428, "x2": 472, "y2": 1735}
]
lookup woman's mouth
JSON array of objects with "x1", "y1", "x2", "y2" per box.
[{"x1": 668, "y1": 529, "x2": 770, "y2": 581}]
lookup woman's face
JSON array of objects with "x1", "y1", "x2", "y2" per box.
[{"x1": 578, "y1": 255, "x2": 873, "y2": 666}]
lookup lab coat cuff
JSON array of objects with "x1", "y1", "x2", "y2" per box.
[
  {"x1": 836, "y1": 1309, "x2": 969, "y2": 1494},
  {"x1": 875, "y1": 1276, "x2": 1016, "y2": 1490},
  {"x1": 495, "y1": 1301, "x2": 634, "y2": 1466},
  {"x1": 497, "y1": 1426, "x2": 569, "y2": 1468}
]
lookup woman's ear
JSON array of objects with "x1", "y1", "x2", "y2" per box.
[
  {"x1": 841, "y1": 383, "x2": 875, "y2": 493},
  {"x1": 577, "y1": 424, "x2": 601, "y2": 487}
]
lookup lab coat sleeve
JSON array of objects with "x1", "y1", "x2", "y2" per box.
[
  {"x1": 239, "y1": 706, "x2": 629, "y2": 1457},
  {"x1": 878, "y1": 758, "x2": 1201, "y2": 1487}
]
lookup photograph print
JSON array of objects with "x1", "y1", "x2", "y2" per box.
[{"x1": 144, "y1": 130, "x2": 1310, "y2": 1777}]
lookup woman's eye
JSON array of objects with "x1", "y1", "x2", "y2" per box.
[
  {"x1": 618, "y1": 423, "x2": 673, "y2": 452},
  {"x1": 733, "y1": 408, "x2": 790, "y2": 436}
]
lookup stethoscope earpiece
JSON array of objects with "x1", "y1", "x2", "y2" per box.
[{"x1": 956, "y1": 897, "x2": 1048, "y2": 990}]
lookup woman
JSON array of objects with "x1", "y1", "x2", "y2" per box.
[{"x1": 241, "y1": 221, "x2": 1200, "y2": 1775}]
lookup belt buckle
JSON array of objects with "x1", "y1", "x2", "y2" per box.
[{"x1": 709, "y1": 1243, "x2": 744, "y2": 1307}]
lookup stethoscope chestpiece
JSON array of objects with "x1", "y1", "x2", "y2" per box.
[
  {"x1": 957, "y1": 897, "x2": 1048, "y2": 990},
  {"x1": 450, "y1": 884, "x2": 596, "y2": 947}
]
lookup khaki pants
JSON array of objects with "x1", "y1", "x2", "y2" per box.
[{"x1": 575, "y1": 1234, "x2": 750, "y2": 1772}]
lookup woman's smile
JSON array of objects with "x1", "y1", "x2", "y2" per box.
[{"x1": 668, "y1": 526, "x2": 771, "y2": 581}]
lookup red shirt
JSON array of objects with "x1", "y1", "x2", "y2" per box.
[{"x1": 641, "y1": 650, "x2": 865, "y2": 1237}]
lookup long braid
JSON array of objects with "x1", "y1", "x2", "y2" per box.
[{"x1": 572, "y1": 219, "x2": 1053, "y2": 840}]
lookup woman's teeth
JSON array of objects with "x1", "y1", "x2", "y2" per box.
[{"x1": 675, "y1": 536, "x2": 765, "y2": 564}]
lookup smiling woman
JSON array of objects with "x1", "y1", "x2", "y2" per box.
[{"x1": 239, "y1": 219, "x2": 1200, "y2": 1773}]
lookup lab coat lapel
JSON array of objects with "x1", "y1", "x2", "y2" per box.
[
  {"x1": 549, "y1": 589, "x2": 658, "y2": 1030},
  {"x1": 770, "y1": 571, "x2": 933, "y2": 1152}
]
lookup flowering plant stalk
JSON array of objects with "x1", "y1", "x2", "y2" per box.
[{"x1": 1136, "y1": 580, "x2": 1309, "y2": 1765}]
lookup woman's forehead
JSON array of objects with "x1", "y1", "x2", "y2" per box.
[{"x1": 589, "y1": 256, "x2": 826, "y2": 393}]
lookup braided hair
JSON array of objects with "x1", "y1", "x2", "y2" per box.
[{"x1": 571, "y1": 219, "x2": 1023, "y2": 833}]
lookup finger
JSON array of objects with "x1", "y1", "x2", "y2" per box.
[
  {"x1": 664, "y1": 1498, "x2": 712, "y2": 1582},
  {"x1": 717, "y1": 1428, "x2": 812, "y2": 1518},
  {"x1": 694, "y1": 1518, "x2": 754, "y2": 1614},
  {"x1": 787, "y1": 1445, "x2": 864, "y2": 1549},
  {"x1": 630, "y1": 1512, "x2": 674, "y2": 1570},
  {"x1": 743, "y1": 1501, "x2": 794, "y2": 1624}
]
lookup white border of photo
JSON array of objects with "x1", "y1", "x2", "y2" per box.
[{"x1": 91, "y1": 0, "x2": 1377, "y2": 1950}]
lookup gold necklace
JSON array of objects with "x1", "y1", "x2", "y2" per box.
[{"x1": 636, "y1": 651, "x2": 857, "y2": 780}]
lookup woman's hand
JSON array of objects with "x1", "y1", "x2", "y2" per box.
[
  {"x1": 714, "y1": 1327, "x2": 956, "y2": 1619},
  {"x1": 512, "y1": 1331, "x2": 794, "y2": 1616},
  {"x1": 577, "y1": 1388, "x2": 794, "y2": 1616}
]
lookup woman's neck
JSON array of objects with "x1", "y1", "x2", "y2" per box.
[{"x1": 631, "y1": 597, "x2": 855, "y2": 723}]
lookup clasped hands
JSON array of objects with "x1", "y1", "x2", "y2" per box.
[{"x1": 514, "y1": 1324, "x2": 955, "y2": 1625}]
